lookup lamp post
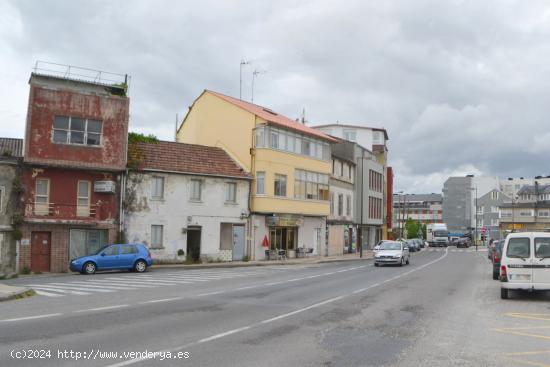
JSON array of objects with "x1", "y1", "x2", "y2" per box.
[{"x1": 470, "y1": 186, "x2": 478, "y2": 252}]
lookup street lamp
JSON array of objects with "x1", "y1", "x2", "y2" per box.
[
  {"x1": 396, "y1": 190, "x2": 405, "y2": 239},
  {"x1": 470, "y1": 186, "x2": 478, "y2": 252}
]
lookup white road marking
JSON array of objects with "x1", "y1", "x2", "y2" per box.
[
  {"x1": 196, "y1": 291, "x2": 225, "y2": 297},
  {"x1": 197, "y1": 326, "x2": 252, "y2": 343},
  {"x1": 26, "y1": 286, "x2": 91, "y2": 295},
  {"x1": 74, "y1": 304, "x2": 129, "y2": 313},
  {"x1": 234, "y1": 286, "x2": 257, "y2": 291},
  {"x1": 34, "y1": 290, "x2": 63, "y2": 297},
  {"x1": 66, "y1": 281, "x2": 138, "y2": 290},
  {"x1": 265, "y1": 281, "x2": 284, "y2": 286},
  {"x1": 0, "y1": 313, "x2": 63, "y2": 322},
  {"x1": 138, "y1": 297, "x2": 182, "y2": 304},
  {"x1": 44, "y1": 283, "x2": 115, "y2": 293}
]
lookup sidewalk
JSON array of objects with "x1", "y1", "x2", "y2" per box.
[
  {"x1": 0, "y1": 283, "x2": 35, "y2": 302},
  {"x1": 154, "y1": 250, "x2": 374, "y2": 269}
]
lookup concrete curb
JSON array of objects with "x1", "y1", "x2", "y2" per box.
[
  {"x1": 151, "y1": 255, "x2": 374, "y2": 270},
  {"x1": 0, "y1": 286, "x2": 36, "y2": 302}
]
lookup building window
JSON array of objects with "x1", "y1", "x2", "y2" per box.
[
  {"x1": 330, "y1": 192, "x2": 334, "y2": 214},
  {"x1": 254, "y1": 125, "x2": 330, "y2": 160},
  {"x1": 225, "y1": 182, "x2": 237, "y2": 203},
  {"x1": 477, "y1": 219, "x2": 483, "y2": 228},
  {"x1": 343, "y1": 130, "x2": 357, "y2": 142},
  {"x1": 500, "y1": 210, "x2": 512, "y2": 218},
  {"x1": 190, "y1": 179, "x2": 202, "y2": 201},
  {"x1": 151, "y1": 225, "x2": 163, "y2": 248},
  {"x1": 35, "y1": 178, "x2": 50, "y2": 215},
  {"x1": 491, "y1": 191, "x2": 499, "y2": 200},
  {"x1": 338, "y1": 194, "x2": 343, "y2": 216},
  {"x1": 477, "y1": 206, "x2": 484, "y2": 215},
  {"x1": 274, "y1": 174, "x2": 287, "y2": 197},
  {"x1": 491, "y1": 218, "x2": 499, "y2": 226},
  {"x1": 76, "y1": 180, "x2": 91, "y2": 217},
  {"x1": 52, "y1": 116, "x2": 102, "y2": 146},
  {"x1": 520, "y1": 210, "x2": 532, "y2": 217},
  {"x1": 346, "y1": 195, "x2": 352, "y2": 216},
  {"x1": 256, "y1": 172, "x2": 265, "y2": 195},
  {"x1": 151, "y1": 177, "x2": 164, "y2": 200},
  {"x1": 294, "y1": 169, "x2": 329, "y2": 201},
  {"x1": 538, "y1": 210, "x2": 550, "y2": 218}
]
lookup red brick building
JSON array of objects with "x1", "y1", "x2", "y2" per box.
[{"x1": 19, "y1": 70, "x2": 129, "y2": 272}]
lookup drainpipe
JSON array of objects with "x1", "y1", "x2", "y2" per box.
[
  {"x1": 360, "y1": 150, "x2": 364, "y2": 258},
  {"x1": 119, "y1": 169, "x2": 127, "y2": 241}
]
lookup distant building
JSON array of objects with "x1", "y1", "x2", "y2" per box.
[
  {"x1": 499, "y1": 184, "x2": 550, "y2": 233},
  {"x1": 393, "y1": 193, "x2": 443, "y2": 235},
  {"x1": 476, "y1": 189, "x2": 511, "y2": 241},
  {"x1": 501, "y1": 176, "x2": 550, "y2": 199},
  {"x1": 442, "y1": 176, "x2": 501, "y2": 237},
  {"x1": 124, "y1": 141, "x2": 251, "y2": 262},
  {"x1": 0, "y1": 138, "x2": 23, "y2": 275}
]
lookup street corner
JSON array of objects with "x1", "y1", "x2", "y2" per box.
[
  {"x1": 0, "y1": 284, "x2": 35, "y2": 302},
  {"x1": 493, "y1": 312, "x2": 550, "y2": 367}
]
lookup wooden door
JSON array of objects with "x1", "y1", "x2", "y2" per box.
[{"x1": 31, "y1": 232, "x2": 51, "y2": 272}]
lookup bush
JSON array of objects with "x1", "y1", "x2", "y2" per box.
[
  {"x1": 241, "y1": 255, "x2": 250, "y2": 262},
  {"x1": 20, "y1": 266, "x2": 31, "y2": 275},
  {"x1": 177, "y1": 249, "x2": 185, "y2": 256},
  {"x1": 184, "y1": 254, "x2": 194, "y2": 264}
]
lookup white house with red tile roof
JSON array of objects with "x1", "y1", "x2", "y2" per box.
[{"x1": 124, "y1": 141, "x2": 251, "y2": 262}]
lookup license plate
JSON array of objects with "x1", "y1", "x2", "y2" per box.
[{"x1": 511, "y1": 274, "x2": 531, "y2": 280}]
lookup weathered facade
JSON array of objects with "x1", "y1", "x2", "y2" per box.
[
  {"x1": 0, "y1": 138, "x2": 23, "y2": 275},
  {"x1": 327, "y1": 154, "x2": 355, "y2": 255},
  {"x1": 124, "y1": 141, "x2": 251, "y2": 262},
  {"x1": 475, "y1": 189, "x2": 510, "y2": 241},
  {"x1": 330, "y1": 140, "x2": 385, "y2": 250},
  {"x1": 19, "y1": 71, "x2": 129, "y2": 272},
  {"x1": 499, "y1": 184, "x2": 550, "y2": 234}
]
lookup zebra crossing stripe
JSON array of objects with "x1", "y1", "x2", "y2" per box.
[
  {"x1": 34, "y1": 290, "x2": 64, "y2": 297},
  {"x1": 29, "y1": 283, "x2": 114, "y2": 293},
  {"x1": 78, "y1": 279, "x2": 156, "y2": 288},
  {"x1": 28, "y1": 286, "x2": 91, "y2": 295},
  {"x1": 102, "y1": 277, "x2": 184, "y2": 285},
  {"x1": 66, "y1": 282, "x2": 138, "y2": 290}
]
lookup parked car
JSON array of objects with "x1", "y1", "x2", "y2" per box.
[
  {"x1": 374, "y1": 241, "x2": 410, "y2": 267},
  {"x1": 491, "y1": 240, "x2": 504, "y2": 280},
  {"x1": 456, "y1": 237, "x2": 471, "y2": 248},
  {"x1": 405, "y1": 239, "x2": 418, "y2": 252},
  {"x1": 500, "y1": 232, "x2": 550, "y2": 299},
  {"x1": 69, "y1": 244, "x2": 153, "y2": 275}
]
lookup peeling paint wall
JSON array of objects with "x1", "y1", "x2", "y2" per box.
[
  {"x1": 124, "y1": 172, "x2": 249, "y2": 261},
  {"x1": 0, "y1": 160, "x2": 19, "y2": 274},
  {"x1": 24, "y1": 75, "x2": 129, "y2": 170}
]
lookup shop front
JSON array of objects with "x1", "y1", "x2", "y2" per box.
[{"x1": 266, "y1": 214, "x2": 302, "y2": 258}]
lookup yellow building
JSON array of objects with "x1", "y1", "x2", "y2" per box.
[{"x1": 177, "y1": 90, "x2": 336, "y2": 260}]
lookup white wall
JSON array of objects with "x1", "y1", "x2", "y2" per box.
[{"x1": 125, "y1": 172, "x2": 249, "y2": 261}]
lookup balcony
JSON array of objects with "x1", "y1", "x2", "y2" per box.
[{"x1": 26, "y1": 202, "x2": 99, "y2": 221}]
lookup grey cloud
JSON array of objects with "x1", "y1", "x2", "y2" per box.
[{"x1": 2, "y1": 0, "x2": 550, "y2": 193}]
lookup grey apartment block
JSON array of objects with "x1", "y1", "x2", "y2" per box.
[
  {"x1": 331, "y1": 140, "x2": 384, "y2": 249},
  {"x1": 442, "y1": 176, "x2": 473, "y2": 235},
  {"x1": 476, "y1": 189, "x2": 511, "y2": 241}
]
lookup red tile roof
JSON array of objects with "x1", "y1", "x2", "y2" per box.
[
  {"x1": 205, "y1": 90, "x2": 337, "y2": 142},
  {"x1": 130, "y1": 140, "x2": 250, "y2": 179}
]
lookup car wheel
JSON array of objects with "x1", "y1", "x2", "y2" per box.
[
  {"x1": 399, "y1": 257, "x2": 404, "y2": 267},
  {"x1": 374, "y1": 263, "x2": 379, "y2": 267},
  {"x1": 134, "y1": 260, "x2": 147, "y2": 273},
  {"x1": 83, "y1": 262, "x2": 96, "y2": 275},
  {"x1": 406, "y1": 257, "x2": 410, "y2": 265},
  {"x1": 501, "y1": 288, "x2": 509, "y2": 299},
  {"x1": 492, "y1": 271, "x2": 499, "y2": 280}
]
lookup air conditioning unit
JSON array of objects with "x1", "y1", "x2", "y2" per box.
[{"x1": 94, "y1": 180, "x2": 116, "y2": 193}]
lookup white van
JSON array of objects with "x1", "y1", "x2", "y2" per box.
[{"x1": 500, "y1": 232, "x2": 550, "y2": 299}]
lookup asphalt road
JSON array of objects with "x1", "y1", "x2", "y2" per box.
[{"x1": 1, "y1": 248, "x2": 550, "y2": 367}]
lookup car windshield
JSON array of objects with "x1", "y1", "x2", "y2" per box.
[
  {"x1": 434, "y1": 230, "x2": 448, "y2": 237},
  {"x1": 380, "y1": 243, "x2": 401, "y2": 251}
]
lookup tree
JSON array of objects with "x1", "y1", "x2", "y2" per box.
[{"x1": 404, "y1": 218, "x2": 417, "y2": 239}]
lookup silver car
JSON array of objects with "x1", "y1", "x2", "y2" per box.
[{"x1": 374, "y1": 241, "x2": 410, "y2": 267}]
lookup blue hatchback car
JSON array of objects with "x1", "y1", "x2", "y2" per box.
[{"x1": 69, "y1": 244, "x2": 153, "y2": 274}]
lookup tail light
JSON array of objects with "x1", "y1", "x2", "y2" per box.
[
  {"x1": 493, "y1": 252, "x2": 500, "y2": 263},
  {"x1": 500, "y1": 265, "x2": 507, "y2": 281}
]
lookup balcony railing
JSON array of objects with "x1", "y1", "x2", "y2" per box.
[{"x1": 27, "y1": 202, "x2": 99, "y2": 219}]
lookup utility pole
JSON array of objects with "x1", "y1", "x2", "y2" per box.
[
  {"x1": 239, "y1": 59, "x2": 250, "y2": 100},
  {"x1": 359, "y1": 150, "x2": 364, "y2": 258}
]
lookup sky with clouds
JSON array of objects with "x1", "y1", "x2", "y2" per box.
[{"x1": 2, "y1": 0, "x2": 550, "y2": 193}]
